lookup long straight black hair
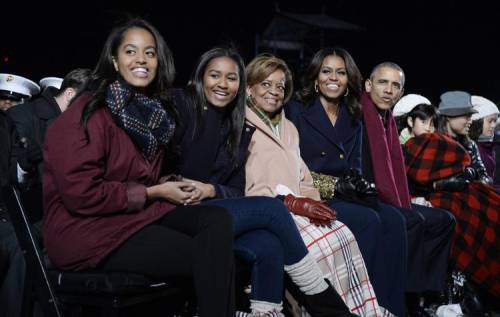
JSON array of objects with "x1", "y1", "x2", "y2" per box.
[
  {"x1": 80, "y1": 18, "x2": 176, "y2": 129},
  {"x1": 184, "y1": 46, "x2": 246, "y2": 161}
]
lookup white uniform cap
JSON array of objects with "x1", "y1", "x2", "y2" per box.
[
  {"x1": 471, "y1": 95, "x2": 499, "y2": 121},
  {"x1": 393, "y1": 94, "x2": 431, "y2": 117},
  {"x1": 39, "y1": 77, "x2": 63, "y2": 90},
  {"x1": 0, "y1": 73, "x2": 40, "y2": 99}
]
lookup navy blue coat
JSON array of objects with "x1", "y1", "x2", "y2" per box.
[
  {"x1": 285, "y1": 98, "x2": 363, "y2": 176},
  {"x1": 167, "y1": 89, "x2": 254, "y2": 199}
]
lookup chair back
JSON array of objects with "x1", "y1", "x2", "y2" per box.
[{"x1": 2, "y1": 184, "x2": 63, "y2": 317}]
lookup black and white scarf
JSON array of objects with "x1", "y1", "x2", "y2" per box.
[{"x1": 105, "y1": 80, "x2": 175, "y2": 161}]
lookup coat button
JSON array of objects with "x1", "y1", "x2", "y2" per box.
[
  {"x1": 339, "y1": 154, "x2": 344, "y2": 159},
  {"x1": 321, "y1": 151, "x2": 326, "y2": 156}
]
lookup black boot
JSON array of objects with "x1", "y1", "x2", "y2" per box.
[
  {"x1": 304, "y1": 279, "x2": 357, "y2": 317},
  {"x1": 460, "y1": 281, "x2": 486, "y2": 316}
]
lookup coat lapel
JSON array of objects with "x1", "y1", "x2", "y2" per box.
[{"x1": 303, "y1": 98, "x2": 358, "y2": 152}]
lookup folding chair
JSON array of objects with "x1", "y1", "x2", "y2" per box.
[{"x1": 1, "y1": 185, "x2": 189, "y2": 317}]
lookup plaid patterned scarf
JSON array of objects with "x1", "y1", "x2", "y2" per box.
[
  {"x1": 246, "y1": 99, "x2": 282, "y2": 137},
  {"x1": 106, "y1": 80, "x2": 175, "y2": 161}
]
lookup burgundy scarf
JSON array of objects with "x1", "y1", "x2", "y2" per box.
[{"x1": 361, "y1": 92, "x2": 411, "y2": 208}]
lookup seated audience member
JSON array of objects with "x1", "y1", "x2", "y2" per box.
[
  {"x1": 286, "y1": 47, "x2": 406, "y2": 316},
  {"x1": 42, "y1": 19, "x2": 235, "y2": 316},
  {"x1": 244, "y1": 53, "x2": 383, "y2": 317},
  {"x1": 393, "y1": 94, "x2": 439, "y2": 207},
  {"x1": 360, "y1": 62, "x2": 455, "y2": 314},
  {"x1": 403, "y1": 91, "x2": 500, "y2": 304},
  {"x1": 469, "y1": 95, "x2": 499, "y2": 190}
]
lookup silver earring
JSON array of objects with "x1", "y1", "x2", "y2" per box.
[{"x1": 314, "y1": 83, "x2": 319, "y2": 93}]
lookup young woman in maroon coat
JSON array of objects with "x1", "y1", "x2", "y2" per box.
[{"x1": 42, "y1": 19, "x2": 235, "y2": 317}]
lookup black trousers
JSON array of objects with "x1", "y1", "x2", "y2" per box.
[
  {"x1": 397, "y1": 204, "x2": 455, "y2": 292},
  {"x1": 0, "y1": 220, "x2": 25, "y2": 317},
  {"x1": 101, "y1": 204, "x2": 235, "y2": 317}
]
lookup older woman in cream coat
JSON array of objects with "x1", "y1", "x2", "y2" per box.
[{"x1": 244, "y1": 54, "x2": 392, "y2": 317}]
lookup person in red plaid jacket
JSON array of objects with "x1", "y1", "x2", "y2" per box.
[{"x1": 403, "y1": 90, "x2": 500, "y2": 300}]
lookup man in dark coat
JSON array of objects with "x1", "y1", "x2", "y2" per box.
[
  {"x1": 7, "y1": 68, "x2": 90, "y2": 221},
  {"x1": 360, "y1": 62, "x2": 456, "y2": 313},
  {"x1": 0, "y1": 111, "x2": 25, "y2": 317}
]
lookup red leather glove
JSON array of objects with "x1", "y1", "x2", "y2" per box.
[{"x1": 284, "y1": 194, "x2": 336, "y2": 226}]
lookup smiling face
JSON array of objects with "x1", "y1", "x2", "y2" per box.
[
  {"x1": 365, "y1": 66, "x2": 404, "y2": 111},
  {"x1": 247, "y1": 69, "x2": 286, "y2": 116},
  {"x1": 446, "y1": 114, "x2": 473, "y2": 137},
  {"x1": 113, "y1": 27, "x2": 158, "y2": 92},
  {"x1": 203, "y1": 56, "x2": 240, "y2": 108},
  {"x1": 316, "y1": 54, "x2": 348, "y2": 103}
]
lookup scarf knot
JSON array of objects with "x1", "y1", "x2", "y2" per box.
[{"x1": 105, "y1": 80, "x2": 175, "y2": 161}]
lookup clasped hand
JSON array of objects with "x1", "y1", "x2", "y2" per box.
[
  {"x1": 153, "y1": 176, "x2": 214, "y2": 205},
  {"x1": 336, "y1": 169, "x2": 378, "y2": 198}
]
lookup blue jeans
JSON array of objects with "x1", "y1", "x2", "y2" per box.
[{"x1": 206, "y1": 196, "x2": 308, "y2": 303}]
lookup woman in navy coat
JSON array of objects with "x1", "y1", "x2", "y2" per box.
[{"x1": 285, "y1": 47, "x2": 407, "y2": 317}]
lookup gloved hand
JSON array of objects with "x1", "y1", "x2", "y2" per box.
[
  {"x1": 336, "y1": 169, "x2": 378, "y2": 197},
  {"x1": 18, "y1": 137, "x2": 42, "y2": 172},
  {"x1": 284, "y1": 194, "x2": 336, "y2": 226},
  {"x1": 433, "y1": 173, "x2": 470, "y2": 192},
  {"x1": 462, "y1": 167, "x2": 477, "y2": 182}
]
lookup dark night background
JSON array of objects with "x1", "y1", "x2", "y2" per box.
[{"x1": 1, "y1": 1, "x2": 499, "y2": 104}]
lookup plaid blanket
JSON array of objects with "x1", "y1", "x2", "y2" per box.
[
  {"x1": 403, "y1": 133, "x2": 500, "y2": 296},
  {"x1": 292, "y1": 215, "x2": 393, "y2": 317}
]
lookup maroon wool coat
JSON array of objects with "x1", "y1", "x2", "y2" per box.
[{"x1": 42, "y1": 94, "x2": 175, "y2": 271}]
